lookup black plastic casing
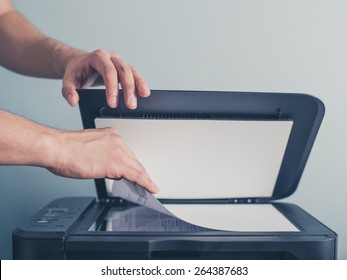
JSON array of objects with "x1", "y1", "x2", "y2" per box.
[{"x1": 13, "y1": 90, "x2": 337, "y2": 260}]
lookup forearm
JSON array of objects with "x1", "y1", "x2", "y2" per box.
[
  {"x1": 0, "y1": 109, "x2": 61, "y2": 168},
  {"x1": 0, "y1": 10, "x2": 85, "y2": 78},
  {"x1": 0, "y1": 109, "x2": 158, "y2": 193}
]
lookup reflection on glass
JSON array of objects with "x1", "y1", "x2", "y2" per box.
[{"x1": 97, "y1": 206, "x2": 212, "y2": 232}]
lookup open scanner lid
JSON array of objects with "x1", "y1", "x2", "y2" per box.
[{"x1": 78, "y1": 90, "x2": 324, "y2": 202}]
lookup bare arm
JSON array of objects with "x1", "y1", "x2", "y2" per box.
[
  {"x1": 0, "y1": 109, "x2": 158, "y2": 193},
  {"x1": 0, "y1": 1, "x2": 157, "y2": 192},
  {"x1": 0, "y1": 0, "x2": 150, "y2": 109},
  {"x1": 0, "y1": 2, "x2": 82, "y2": 79}
]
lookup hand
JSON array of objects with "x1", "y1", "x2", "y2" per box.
[
  {"x1": 62, "y1": 49, "x2": 151, "y2": 109},
  {"x1": 48, "y1": 127, "x2": 159, "y2": 194}
]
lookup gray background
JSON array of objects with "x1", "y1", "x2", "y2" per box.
[{"x1": 0, "y1": 0, "x2": 346, "y2": 259}]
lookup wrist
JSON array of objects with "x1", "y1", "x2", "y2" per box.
[
  {"x1": 31, "y1": 128, "x2": 65, "y2": 169},
  {"x1": 43, "y1": 38, "x2": 86, "y2": 78},
  {"x1": 0, "y1": 110, "x2": 65, "y2": 168}
]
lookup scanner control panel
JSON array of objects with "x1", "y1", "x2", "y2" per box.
[{"x1": 17, "y1": 197, "x2": 95, "y2": 234}]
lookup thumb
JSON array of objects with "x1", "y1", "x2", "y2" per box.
[{"x1": 62, "y1": 85, "x2": 80, "y2": 107}]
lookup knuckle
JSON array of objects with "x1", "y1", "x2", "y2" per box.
[
  {"x1": 103, "y1": 127, "x2": 119, "y2": 136},
  {"x1": 92, "y1": 49, "x2": 105, "y2": 57},
  {"x1": 123, "y1": 79, "x2": 135, "y2": 92},
  {"x1": 90, "y1": 49, "x2": 108, "y2": 63},
  {"x1": 92, "y1": 49, "x2": 117, "y2": 60},
  {"x1": 110, "y1": 50, "x2": 119, "y2": 58},
  {"x1": 117, "y1": 62, "x2": 131, "y2": 75}
]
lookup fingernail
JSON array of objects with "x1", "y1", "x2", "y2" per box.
[
  {"x1": 141, "y1": 85, "x2": 151, "y2": 97},
  {"x1": 129, "y1": 96, "x2": 137, "y2": 109},
  {"x1": 110, "y1": 95, "x2": 117, "y2": 108},
  {"x1": 153, "y1": 183, "x2": 160, "y2": 193}
]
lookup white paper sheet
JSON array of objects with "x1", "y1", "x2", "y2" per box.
[
  {"x1": 112, "y1": 179, "x2": 174, "y2": 217},
  {"x1": 164, "y1": 204, "x2": 299, "y2": 232},
  {"x1": 109, "y1": 179, "x2": 299, "y2": 232},
  {"x1": 95, "y1": 118, "x2": 298, "y2": 232}
]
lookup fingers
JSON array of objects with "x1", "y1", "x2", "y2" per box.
[
  {"x1": 95, "y1": 127, "x2": 157, "y2": 193},
  {"x1": 62, "y1": 82, "x2": 80, "y2": 107},
  {"x1": 62, "y1": 49, "x2": 150, "y2": 109},
  {"x1": 114, "y1": 156, "x2": 159, "y2": 194},
  {"x1": 89, "y1": 50, "x2": 119, "y2": 108},
  {"x1": 132, "y1": 67, "x2": 151, "y2": 98},
  {"x1": 58, "y1": 127, "x2": 158, "y2": 193},
  {"x1": 89, "y1": 50, "x2": 150, "y2": 109},
  {"x1": 110, "y1": 54, "x2": 137, "y2": 109},
  {"x1": 102, "y1": 128, "x2": 158, "y2": 193}
]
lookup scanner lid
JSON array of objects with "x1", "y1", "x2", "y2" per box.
[{"x1": 78, "y1": 90, "x2": 324, "y2": 202}]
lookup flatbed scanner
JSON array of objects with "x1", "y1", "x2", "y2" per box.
[{"x1": 12, "y1": 90, "x2": 337, "y2": 259}]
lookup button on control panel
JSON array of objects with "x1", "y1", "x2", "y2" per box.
[
  {"x1": 19, "y1": 197, "x2": 95, "y2": 233},
  {"x1": 31, "y1": 206, "x2": 80, "y2": 227}
]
